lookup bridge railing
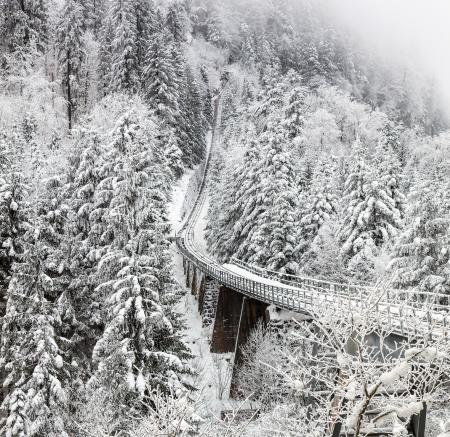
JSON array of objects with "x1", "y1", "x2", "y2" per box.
[
  {"x1": 175, "y1": 87, "x2": 450, "y2": 340},
  {"x1": 179, "y1": 98, "x2": 220, "y2": 235},
  {"x1": 229, "y1": 256, "x2": 450, "y2": 315}
]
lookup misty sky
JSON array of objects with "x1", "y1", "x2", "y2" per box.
[{"x1": 326, "y1": 0, "x2": 450, "y2": 110}]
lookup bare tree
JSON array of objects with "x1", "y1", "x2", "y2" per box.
[{"x1": 276, "y1": 282, "x2": 450, "y2": 436}]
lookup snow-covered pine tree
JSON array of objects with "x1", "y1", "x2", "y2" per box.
[
  {"x1": 283, "y1": 84, "x2": 307, "y2": 142},
  {"x1": 374, "y1": 138, "x2": 406, "y2": 220},
  {"x1": 180, "y1": 68, "x2": 206, "y2": 165},
  {"x1": 109, "y1": 0, "x2": 139, "y2": 93},
  {"x1": 338, "y1": 139, "x2": 402, "y2": 279},
  {"x1": 0, "y1": 130, "x2": 29, "y2": 323},
  {"x1": 389, "y1": 164, "x2": 450, "y2": 296},
  {"x1": 246, "y1": 126, "x2": 299, "y2": 274},
  {"x1": 166, "y1": 2, "x2": 185, "y2": 43},
  {"x1": 64, "y1": 128, "x2": 107, "y2": 374},
  {"x1": 91, "y1": 111, "x2": 190, "y2": 409},
  {"x1": 199, "y1": 64, "x2": 213, "y2": 130},
  {"x1": 0, "y1": 0, "x2": 49, "y2": 54},
  {"x1": 298, "y1": 40, "x2": 323, "y2": 84},
  {"x1": 98, "y1": 15, "x2": 114, "y2": 97},
  {"x1": 296, "y1": 156, "x2": 338, "y2": 259},
  {"x1": 205, "y1": 9, "x2": 222, "y2": 46},
  {"x1": 56, "y1": 0, "x2": 86, "y2": 130},
  {"x1": 0, "y1": 181, "x2": 72, "y2": 437},
  {"x1": 21, "y1": 113, "x2": 38, "y2": 144},
  {"x1": 240, "y1": 23, "x2": 256, "y2": 68},
  {"x1": 254, "y1": 64, "x2": 287, "y2": 128},
  {"x1": 143, "y1": 31, "x2": 180, "y2": 125},
  {"x1": 159, "y1": 128, "x2": 184, "y2": 180},
  {"x1": 134, "y1": 0, "x2": 158, "y2": 79},
  {"x1": 382, "y1": 119, "x2": 407, "y2": 166},
  {"x1": 80, "y1": 0, "x2": 106, "y2": 36},
  {"x1": 300, "y1": 219, "x2": 349, "y2": 282},
  {"x1": 207, "y1": 134, "x2": 263, "y2": 262}
]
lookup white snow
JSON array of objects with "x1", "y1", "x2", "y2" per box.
[
  {"x1": 169, "y1": 150, "x2": 235, "y2": 415},
  {"x1": 379, "y1": 361, "x2": 411, "y2": 385},
  {"x1": 222, "y1": 263, "x2": 298, "y2": 290},
  {"x1": 193, "y1": 195, "x2": 209, "y2": 253},
  {"x1": 396, "y1": 402, "x2": 423, "y2": 418},
  {"x1": 173, "y1": 247, "x2": 234, "y2": 414},
  {"x1": 168, "y1": 167, "x2": 198, "y2": 236}
]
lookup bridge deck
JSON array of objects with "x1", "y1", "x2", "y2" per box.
[{"x1": 176, "y1": 91, "x2": 450, "y2": 341}]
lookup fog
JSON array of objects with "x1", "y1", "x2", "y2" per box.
[{"x1": 324, "y1": 0, "x2": 450, "y2": 112}]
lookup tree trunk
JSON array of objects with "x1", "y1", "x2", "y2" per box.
[{"x1": 67, "y1": 53, "x2": 72, "y2": 130}]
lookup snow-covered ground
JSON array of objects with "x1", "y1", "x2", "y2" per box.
[
  {"x1": 169, "y1": 162, "x2": 235, "y2": 416},
  {"x1": 172, "y1": 247, "x2": 233, "y2": 414},
  {"x1": 193, "y1": 195, "x2": 209, "y2": 253},
  {"x1": 168, "y1": 167, "x2": 197, "y2": 237}
]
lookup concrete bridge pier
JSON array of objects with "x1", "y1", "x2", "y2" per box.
[
  {"x1": 210, "y1": 285, "x2": 269, "y2": 397},
  {"x1": 210, "y1": 286, "x2": 244, "y2": 353},
  {"x1": 230, "y1": 297, "x2": 269, "y2": 398}
]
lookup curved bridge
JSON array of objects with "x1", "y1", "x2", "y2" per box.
[
  {"x1": 176, "y1": 95, "x2": 450, "y2": 343},
  {"x1": 174, "y1": 92, "x2": 446, "y2": 437}
]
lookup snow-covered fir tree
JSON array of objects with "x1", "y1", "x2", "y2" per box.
[
  {"x1": 246, "y1": 126, "x2": 299, "y2": 274},
  {"x1": 0, "y1": 0, "x2": 49, "y2": 55},
  {"x1": 338, "y1": 138, "x2": 403, "y2": 279},
  {"x1": 390, "y1": 163, "x2": 450, "y2": 295},
  {"x1": 0, "y1": 177, "x2": 73, "y2": 437},
  {"x1": 296, "y1": 156, "x2": 338, "y2": 259},
  {"x1": 166, "y1": 2, "x2": 186, "y2": 43},
  {"x1": 91, "y1": 110, "x2": 190, "y2": 410},
  {"x1": 143, "y1": 31, "x2": 180, "y2": 124},
  {"x1": 56, "y1": 0, "x2": 86, "y2": 130},
  {"x1": 206, "y1": 134, "x2": 263, "y2": 262},
  {"x1": 109, "y1": 0, "x2": 139, "y2": 93}
]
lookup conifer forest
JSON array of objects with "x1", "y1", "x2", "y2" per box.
[{"x1": 0, "y1": 0, "x2": 449, "y2": 436}]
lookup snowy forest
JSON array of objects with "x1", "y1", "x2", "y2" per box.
[{"x1": 0, "y1": 0, "x2": 449, "y2": 436}]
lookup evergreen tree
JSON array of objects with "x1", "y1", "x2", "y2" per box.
[
  {"x1": 0, "y1": 0, "x2": 49, "y2": 54},
  {"x1": 246, "y1": 126, "x2": 299, "y2": 274},
  {"x1": 283, "y1": 85, "x2": 307, "y2": 141},
  {"x1": 160, "y1": 129, "x2": 184, "y2": 179},
  {"x1": 109, "y1": 0, "x2": 139, "y2": 93},
  {"x1": 179, "y1": 68, "x2": 206, "y2": 165},
  {"x1": 375, "y1": 139, "x2": 406, "y2": 220},
  {"x1": 56, "y1": 0, "x2": 86, "y2": 130},
  {"x1": 166, "y1": 2, "x2": 185, "y2": 43},
  {"x1": 207, "y1": 135, "x2": 263, "y2": 262},
  {"x1": 134, "y1": 0, "x2": 157, "y2": 78},
  {"x1": 0, "y1": 130, "x2": 28, "y2": 322},
  {"x1": 390, "y1": 165, "x2": 450, "y2": 296},
  {"x1": 200, "y1": 64, "x2": 213, "y2": 129},
  {"x1": 0, "y1": 178, "x2": 72, "y2": 436},
  {"x1": 98, "y1": 16, "x2": 114, "y2": 97},
  {"x1": 240, "y1": 23, "x2": 256, "y2": 68},
  {"x1": 297, "y1": 157, "x2": 338, "y2": 258},
  {"x1": 382, "y1": 120, "x2": 407, "y2": 166},
  {"x1": 66, "y1": 128, "x2": 107, "y2": 375},
  {"x1": 338, "y1": 140, "x2": 402, "y2": 278},
  {"x1": 91, "y1": 111, "x2": 190, "y2": 406},
  {"x1": 301, "y1": 219, "x2": 349, "y2": 283},
  {"x1": 298, "y1": 40, "x2": 323, "y2": 83},
  {"x1": 80, "y1": 0, "x2": 106, "y2": 35},
  {"x1": 143, "y1": 31, "x2": 180, "y2": 124}
]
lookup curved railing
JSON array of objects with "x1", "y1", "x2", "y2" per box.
[{"x1": 176, "y1": 91, "x2": 450, "y2": 340}]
